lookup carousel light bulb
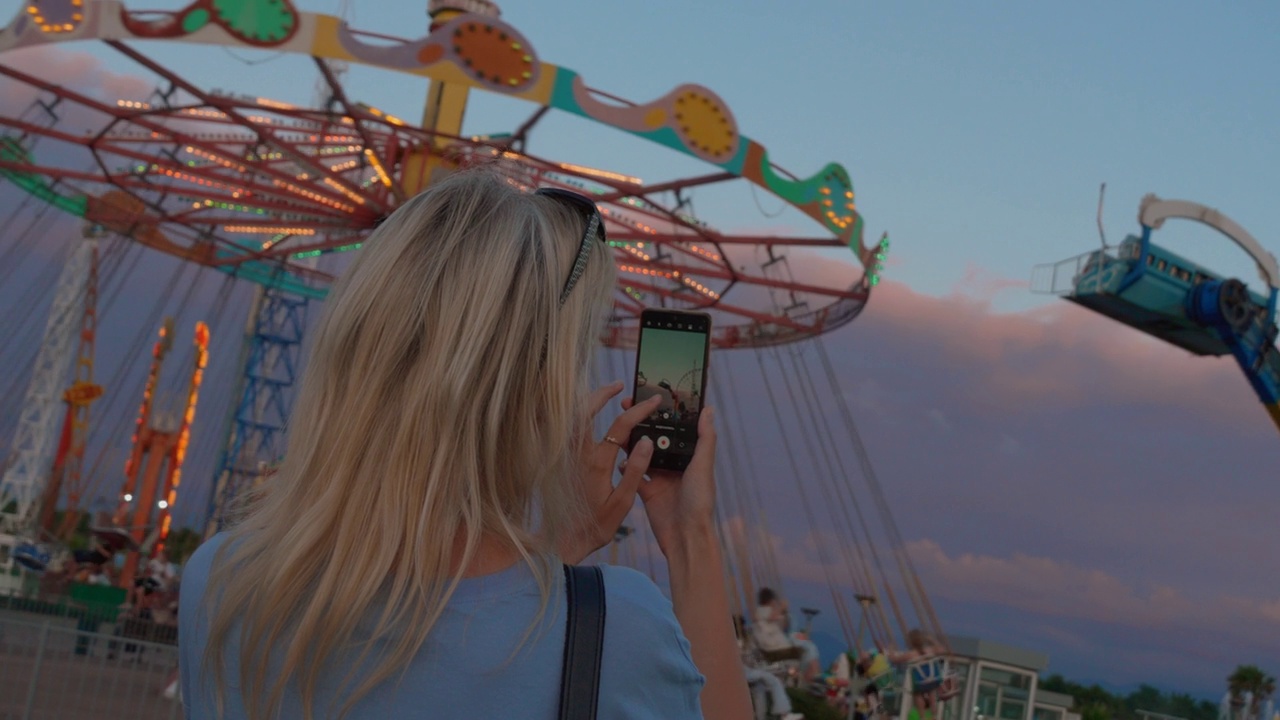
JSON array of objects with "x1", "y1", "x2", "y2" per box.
[
  {"x1": 158, "y1": 500, "x2": 169, "y2": 509},
  {"x1": 123, "y1": 493, "x2": 134, "y2": 502}
]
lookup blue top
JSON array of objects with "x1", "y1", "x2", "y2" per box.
[{"x1": 179, "y1": 534, "x2": 705, "y2": 719}]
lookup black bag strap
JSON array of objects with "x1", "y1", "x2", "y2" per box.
[{"x1": 558, "y1": 564, "x2": 606, "y2": 720}]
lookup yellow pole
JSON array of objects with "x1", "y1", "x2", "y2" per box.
[{"x1": 402, "y1": 2, "x2": 485, "y2": 196}]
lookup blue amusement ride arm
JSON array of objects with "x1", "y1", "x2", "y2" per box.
[{"x1": 1156, "y1": 194, "x2": 1280, "y2": 433}]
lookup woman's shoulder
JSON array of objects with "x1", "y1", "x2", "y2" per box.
[
  {"x1": 596, "y1": 565, "x2": 700, "y2": 670},
  {"x1": 598, "y1": 565, "x2": 681, "y2": 629},
  {"x1": 183, "y1": 532, "x2": 232, "y2": 584},
  {"x1": 177, "y1": 532, "x2": 236, "y2": 623},
  {"x1": 595, "y1": 565, "x2": 705, "y2": 717},
  {"x1": 598, "y1": 565, "x2": 665, "y2": 608}
]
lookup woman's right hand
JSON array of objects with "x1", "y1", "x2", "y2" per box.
[
  {"x1": 620, "y1": 402, "x2": 753, "y2": 720},
  {"x1": 618, "y1": 400, "x2": 719, "y2": 559}
]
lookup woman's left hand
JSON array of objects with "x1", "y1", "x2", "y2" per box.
[{"x1": 559, "y1": 381, "x2": 660, "y2": 564}]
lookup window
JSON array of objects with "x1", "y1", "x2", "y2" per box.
[
  {"x1": 978, "y1": 684, "x2": 999, "y2": 718},
  {"x1": 1001, "y1": 701, "x2": 1027, "y2": 720},
  {"x1": 977, "y1": 666, "x2": 1033, "y2": 720},
  {"x1": 1035, "y1": 707, "x2": 1066, "y2": 720},
  {"x1": 938, "y1": 661, "x2": 971, "y2": 720}
]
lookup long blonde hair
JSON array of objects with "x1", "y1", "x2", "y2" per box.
[{"x1": 202, "y1": 167, "x2": 616, "y2": 720}]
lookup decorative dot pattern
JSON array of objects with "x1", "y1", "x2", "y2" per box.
[
  {"x1": 451, "y1": 22, "x2": 536, "y2": 90},
  {"x1": 672, "y1": 89, "x2": 735, "y2": 162},
  {"x1": 212, "y1": 0, "x2": 298, "y2": 44},
  {"x1": 28, "y1": 0, "x2": 85, "y2": 35}
]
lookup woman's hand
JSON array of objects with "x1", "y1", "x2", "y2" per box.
[
  {"x1": 620, "y1": 400, "x2": 718, "y2": 560},
  {"x1": 621, "y1": 402, "x2": 753, "y2": 720},
  {"x1": 559, "y1": 382, "x2": 661, "y2": 565}
]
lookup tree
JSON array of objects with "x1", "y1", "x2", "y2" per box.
[
  {"x1": 164, "y1": 527, "x2": 205, "y2": 565},
  {"x1": 1040, "y1": 673, "x2": 1219, "y2": 720},
  {"x1": 1228, "y1": 665, "x2": 1277, "y2": 720}
]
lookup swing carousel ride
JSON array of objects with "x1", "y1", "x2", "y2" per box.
[{"x1": 0, "y1": 0, "x2": 950, "y2": 715}]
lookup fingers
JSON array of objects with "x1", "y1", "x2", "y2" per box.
[
  {"x1": 582, "y1": 437, "x2": 651, "y2": 561},
  {"x1": 616, "y1": 436, "x2": 652, "y2": 499},
  {"x1": 685, "y1": 406, "x2": 717, "y2": 473},
  {"x1": 594, "y1": 395, "x2": 660, "y2": 467},
  {"x1": 587, "y1": 381, "x2": 624, "y2": 418}
]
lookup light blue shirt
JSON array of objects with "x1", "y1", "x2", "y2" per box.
[{"x1": 179, "y1": 534, "x2": 705, "y2": 719}]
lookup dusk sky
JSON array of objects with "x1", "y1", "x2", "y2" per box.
[{"x1": 1, "y1": 0, "x2": 1278, "y2": 700}]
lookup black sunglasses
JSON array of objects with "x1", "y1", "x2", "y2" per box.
[{"x1": 535, "y1": 187, "x2": 608, "y2": 304}]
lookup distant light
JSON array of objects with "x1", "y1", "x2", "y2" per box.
[
  {"x1": 123, "y1": 493, "x2": 133, "y2": 502},
  {"x1": 157, "y1": 500, "x2": 169, "y2": 509}
]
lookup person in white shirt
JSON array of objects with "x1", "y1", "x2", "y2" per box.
[
  {"x1": 735, "y1": 614, "x2": 804, "y2": 720},
  {"x1": 753, "y1": 587, "x2": 821, "y2": 682},
  {"x1": 147, "y1": 550, "x2": 178, "y2": 590}
]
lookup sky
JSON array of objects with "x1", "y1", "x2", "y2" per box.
[{"x1": 1, "y1": 0, "x2": 1279, "y2": 700}]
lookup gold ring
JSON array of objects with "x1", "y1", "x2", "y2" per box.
[{"x1": 603, "y1": 435, "x2": 624, "y2": 448}]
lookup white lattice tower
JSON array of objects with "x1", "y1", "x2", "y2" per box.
[{"x1": 0, "y1": 238, "x2": 93, "y2": 535}]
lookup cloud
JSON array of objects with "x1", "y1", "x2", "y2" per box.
[
  {"x1": 0, "y1": 45, "x2": 153, "y2": 110},
  {"x1": 905, "y1": 539, "x2": 1280, "y2": 680},
  {"x1": 657, "y1": 252, "x2": 1280, "y2": 692},
  {"x1": 951, "y1": 262, "x2": 1032, "y2": 303}
]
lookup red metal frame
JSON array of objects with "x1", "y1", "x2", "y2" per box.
[{"x1": 0, "y1": 41, "x2": 869, "y2": 348}]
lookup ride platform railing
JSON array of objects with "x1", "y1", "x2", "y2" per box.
[
  {"x1": 1031, "y1": 248, "x2": 1112, "y2": 296},
  {"x1": 0, "y1": 615, "x2": 181, "y2": 720}
]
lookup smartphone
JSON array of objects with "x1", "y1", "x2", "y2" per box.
[{"x1": 629, "y1": 308, "x2": 712, "y2": 472}]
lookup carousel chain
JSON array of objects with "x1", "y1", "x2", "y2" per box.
[
  {"x1": 765, "y1": 344, "x2": 860, "y2": 647},
  {"x1": 789, "y1": 342, "x2": 900, "y2": 646},
  {"x1": 752, "y1": 347, "x2": 856, "y2": 651}
]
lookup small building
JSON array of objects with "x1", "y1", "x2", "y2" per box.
[{"x1": 898, "y1": 635, "x2": 1076, "y2": 720}]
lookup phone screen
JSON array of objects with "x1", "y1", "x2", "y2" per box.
[{"x1": 629, "y1": 310, "x2": 712, "y2": 472}]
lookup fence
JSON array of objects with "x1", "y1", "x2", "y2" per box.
[
  {"x1": 0, "y1": 613, "x2": 181, "y2": 720},
  {"x1": 1030, "y1": 249, "x2": 1103, "y2": 296}
]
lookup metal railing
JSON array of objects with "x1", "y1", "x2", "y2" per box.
[
  {"x1": 0, "y1": 614, "x2": 182, "y2": 720},
  {"x1": 1031, "y1": 249, "x2": 1109, "y2": 296}
]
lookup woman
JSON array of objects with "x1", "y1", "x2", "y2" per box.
[{"x1": 178, "y1": 167, "x2": 752, "y2": 720}]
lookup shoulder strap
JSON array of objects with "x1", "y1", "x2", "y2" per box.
[{"x1": 558, "y1": 564, "x2": 606, "y2": 720}]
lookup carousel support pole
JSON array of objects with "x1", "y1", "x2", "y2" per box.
[{"x1": 401, "y1": 1, "x2": 496, "y2": 195}]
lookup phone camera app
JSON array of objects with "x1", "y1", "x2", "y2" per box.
[{"x1": 634, "y1": 317, "x2": 706, "y2": 461}]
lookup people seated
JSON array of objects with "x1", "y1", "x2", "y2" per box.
[
  {"x1": 812, "y1": 652, "x2": 854, "y2": 716},
  {"x1": 853, "y1": 649, "x2": 895, "y2": 717},
  {"x1": 902, "y1": 629, "x2": 958, "y2": 699},
  {"x1": 753, "y1": 587, "x2": 821, "y2": 683},
  {"x1": 861, "y1": 629, "x2": 956, "y2": 720},
  {"x1": 734, "y1": 615, "x2": 805, "y2": 720}
]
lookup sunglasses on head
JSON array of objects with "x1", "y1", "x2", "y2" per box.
[{"x1": 535, "y1": 187, "x2": 608, "y2": 304}]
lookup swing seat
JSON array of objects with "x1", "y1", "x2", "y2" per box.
[
  {"x1": 13, "y1": 543, "x2": 51, "y2": 573},
  {"x1": 909, "y1": 657, "x2": 959, "y2": 698},
  {"x1": 863, "y1": 651, "x2": 897, "y2": 691},
  {"x1": 91, "y1": 526, "x2": 137, "y2": 554}
]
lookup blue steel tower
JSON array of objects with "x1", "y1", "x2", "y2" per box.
[{"x1": 204, "y1": 288, "x2": 309, "y2": 536}]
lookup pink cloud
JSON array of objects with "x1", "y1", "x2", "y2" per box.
[
  {"x1": 0, "y1": 45, "x2": 153, "y2": 114},
  {"x1": 905, "y1": 539, "x2": 1280, "y2": 658},
  {"x1": 851, "y1": 276, "x2": 1262, "y2": 429},
  {"x1": 950, "y1": 262, "x2": 1032, "y2": 303}
]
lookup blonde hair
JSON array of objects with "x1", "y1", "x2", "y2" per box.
[{"x1": 202, "y1": 167, "x2": 616, "y2": 720}]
